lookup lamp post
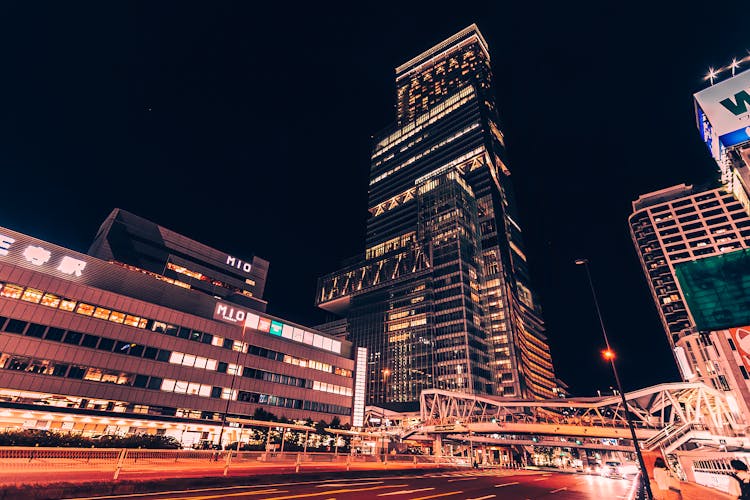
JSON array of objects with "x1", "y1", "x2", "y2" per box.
[
  {"x1": 575, "y1": 258, "x2": 653, "y2": 500},
  {"x1": 381, "y1": 368, "x2": 390, "y2": 457}
]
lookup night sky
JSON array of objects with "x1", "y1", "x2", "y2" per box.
[{"x1": 1, "y1": 2, "x2": 747, "y2": 397}]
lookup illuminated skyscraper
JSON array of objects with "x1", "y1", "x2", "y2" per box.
[{"x1": 316, "y1": 25, "x2": 560, "y2": 404}]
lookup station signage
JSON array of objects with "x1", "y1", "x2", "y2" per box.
[{"x1": 0, "y1": 232, "x2": 87, "y2": 277}]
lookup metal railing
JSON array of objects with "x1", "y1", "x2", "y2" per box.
[{"x1": 0, "y1": 447, "x2": 464, "y2": 483}]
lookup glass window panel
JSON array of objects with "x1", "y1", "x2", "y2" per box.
[
  {"x1": 40, "y1": 293, "x2": 61, "y2": 308},
  {"x1": 198, "y1": 385, "x2": 211, "y2": 397},
  {"x1": 322, "y1": 337, "x2": 332, "y2": 351},
  {"x1": 194, "y1": 356, "x2": 207, "y2": 369},
  {"x1": 174, "y1": 381, "x2": 188, "y2": 394},
  {"x1": 93, "y1": 307, "x2": 111, "y2": 320},
  {"x1": 331, "y1": 340, "x2": 342, "y2": 354},
  {"x1": 281, "y1": 324, "x2": 294, "y2": 339},
  {"x1": 109, "y1": 311, "x2": 125, "y2": 324},
  {"x1": 292, "y1": 327, "x2": 304, "y2": 342},
  {"x1": 205, "y1": 359, "x2": 217, "y2": 371},
  {"x1": 0, "y1": 284, "x2": 23, "y2": 299},
  {"x1": 245, "y1": 313, "x2": 260, "y2": 330},
  {"x1": 187, "y1": 382, "x2": 201, "y2": 395},
  {"x1": 182, "y1": 354, "x2": 196, "y2": 367},
  {"x1": 21, "y1": 288, "x2": 43, "y2": 303},
  {"x1": 75, "y1": 303, "x2": 95, "y2": 316},
  {"x1": 313, "y1": 334, "x2": 324, "y2": 348},
  {"x1": 123, "y1": 315, "x2": 140, "y2": 327},
  {"x1": 169, "y1": 352, "x2": 184, "y2": 364},
  {"x1": 161, "y1": 379, "x2": 176, "y2": 391},
  {"x1": 59, "y1": 299, "x2": 76, "y2": 312},
  {"x1": 303, "y1": 331, "x2": 314, "y2": 345}
]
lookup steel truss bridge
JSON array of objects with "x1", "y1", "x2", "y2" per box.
[{"x1": 365, "y1": 382, "x2": 747, "y2": 455}]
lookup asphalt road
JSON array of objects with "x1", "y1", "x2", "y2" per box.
[{"x1": 67, "y1": 469, "x2": 638, "y2": 500}]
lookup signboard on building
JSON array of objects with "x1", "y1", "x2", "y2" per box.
[
  {"x1": 694, "y1": 68, "x2": 750, "y2": 153},
  {"x1": 729, "y1": 326, "x2": 750, "y2": 374},
  {"x1": 674, "y1": 248, "x2": 750, "y2": 331}
]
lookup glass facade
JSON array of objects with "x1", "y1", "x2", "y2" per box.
[{"x1": 317, "y1": 25, "x2": 559, "y2": 404}]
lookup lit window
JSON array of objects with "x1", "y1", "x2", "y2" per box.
[
  {"x1": 21, "y1": 288, "x2": 43, "y2": 303},
  {"x1": 169, "y1": 352, "x2": 184, "y2": 364},
  {"x1": 76, "y1": 303, "x2": 95, "y2": 316},
  {"x1": 40, "y1": 293, "x2": 61, "y2": 308},
  {"x1": 161, "y1": 379, "x2": 177, "y2": 392},
  {"x1": 109, "y1": 311, "x2": 125, "y2": 324},
  {"x1": 59, "y1": 299, "x2": 76, "y2": 312},
  {"x1": 0, "y1": 284, "x2": 23, "y2": 299},
  {"x1": 123, "y1": 315, "x2": 140, "y2": 327},
  {"x1": 93, "y1": 307, "x2": 111, "y2": 320}
]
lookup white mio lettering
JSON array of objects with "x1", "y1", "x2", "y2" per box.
[{"x1": 226, "y1": 255, "x2": 252, "y2": 273}]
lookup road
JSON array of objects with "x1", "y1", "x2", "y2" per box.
[{"x1": 67, "y1": 469, "x2": 638, "y2": 500}]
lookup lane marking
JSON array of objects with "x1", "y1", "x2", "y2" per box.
[
  {"x1": 378, "y1": 488, "x2": 435, "y2": 496},
  {"x1": 494, "y1": 482, "x2": 519, "y2": 488},
  {"x1": 410, "y1": 492, "x2": 463, "y2": 500},
  {"x1": 67, "y1": 476, "x2": 401, "y2": 499},
  {"x1": 316, "y1": 482, "x2": 383, "y2": 487},
  {"x1": 466, "y1": 496, "x2": 496, "y2": 500},
  {"x1": 261, "y1": 484, "x2": 408, "y2": 500},
  {"x1": 533, "y1": 477, "x2": 547, "y2": 481},
  {"x1": 447, "y1": 478, "x2": 476, "y2": 482},
  {"x1": 550, "y1": 487, "x2": 567, "y2": 494},
  {"x1": 146, "y1": 489, "x2": 285, "y2": 500}
]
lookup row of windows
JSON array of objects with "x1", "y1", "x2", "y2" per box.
[
  {"x1": 0, "y1": 279, "x2": 343, "y2": 361},
  {"x1": 0, "y1": 317, "x2": 347, "y2": 395},
  {"x1": 0, "y1": 351, "x2": 350, "y2": 416},
  {"x1": 0, "y1": 280, "x2": 352, "y2": 377}
]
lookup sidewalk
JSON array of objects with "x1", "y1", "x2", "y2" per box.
[{"x1": 677, "y1": 481, "x2": 734, "y2": 500}]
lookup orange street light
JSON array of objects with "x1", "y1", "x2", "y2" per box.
[{"x1": 602, "y1": 349, "x2": 615, "y2": 360}]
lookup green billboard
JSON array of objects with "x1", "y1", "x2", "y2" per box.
[{"x1": 674, "y1": 248, "x2": 750, "y2": 331}]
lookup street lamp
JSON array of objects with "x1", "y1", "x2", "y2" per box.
[
  {"x1": 575, "y1": 258, "x2": 653, "y2": 500},
  {"x1": 381, "y1": 368, "x2": 390, "y2": 457}
]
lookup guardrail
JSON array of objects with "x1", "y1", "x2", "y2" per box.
[{"x1": 0, "y1": 447, "x2": 465, "y2": 483}]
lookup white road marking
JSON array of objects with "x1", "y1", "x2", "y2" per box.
[
  {"x1": 494, "y1": 481, "x2": 519, "y2": 487},
  {"x1": 550, "y1": 487, "x2": 567, "y2": 493},
  {"x1": 465, "y1": 496, "x2": 496, "y2": 500},
  {"x1": 533, "y1": 477, "x2": 548, "y2": 481},
  {"x1": 316, "y1": 482, "x2": 383, "y2": 487},
  {"x1": 378, "y1": 488, "x2": 435, "y2": 496},
  {"x1": 410, "y1": 492, "x2": 463, "y2": 500},
  {"x1": 447, "y1": 477, "x2": 476, "y2": 482}
]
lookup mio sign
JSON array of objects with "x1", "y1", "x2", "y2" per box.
[{"x1": 226, "y1": 255, "x2": 252, "y2": 274}]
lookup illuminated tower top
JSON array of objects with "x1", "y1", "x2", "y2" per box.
[{"x1": 395, "y1": 24, "x2": 493, "y2": 125}]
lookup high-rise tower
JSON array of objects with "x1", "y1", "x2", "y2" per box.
[{"x1": 316, "y1": 25, "x2": 560, "y2": 404}]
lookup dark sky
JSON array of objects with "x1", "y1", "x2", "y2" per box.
[{"x1": 0, "y1": 2, "x2": 747, "y2": 396}]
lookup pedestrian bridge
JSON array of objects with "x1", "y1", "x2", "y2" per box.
[{"x1": 365, "y1": 382, "x2": 747, "y2": 454}]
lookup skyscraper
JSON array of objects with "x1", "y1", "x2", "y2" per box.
[{"x1": 316, "y1": 25, "x2": 560, "y2": 404}]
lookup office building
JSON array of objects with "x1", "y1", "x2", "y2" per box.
[
  {"x1": 89, "y1": 208, "x2": 269, "y2": 313},
  {"x1": 0, "y1": 216, "x2": 355, "y2": 447},
  {"x1": 628, "y1": 66, "x2": 750, "y2": 418},
  {"x1": 316, "y1": 25, "x2": 560, "y2": 404}
]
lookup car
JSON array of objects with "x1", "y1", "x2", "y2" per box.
[{"x1": 600, "y1": 460, "x2": 624, "y2": 479}]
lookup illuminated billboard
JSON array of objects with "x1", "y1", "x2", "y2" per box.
[
  {"x1": 694, "y1": 68, "x2": 750, "y2": 159},
  {"x1": 674, "y1": 248, "x2": 750, "y2": 331},
  {"x1": 729, "y1": 326, "x2": 750, "y2": 374}
]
